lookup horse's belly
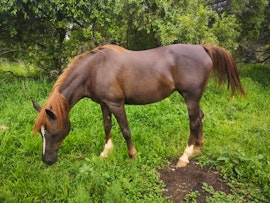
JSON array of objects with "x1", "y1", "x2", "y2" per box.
[{"x1": 124, "y1": 84, "x2": 174, "y2": 105}]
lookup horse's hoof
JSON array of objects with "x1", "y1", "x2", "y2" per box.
[
  {"x1": 175, "y1": 160, "x2": 189, "y2": 168},
  {"x1": 129, "y1": 148, "x2": 137, "y2": 159},
  {"x1": 193, "y1": 147, "x2": 202, "y2": 157},
  {"x1": 129, "y1": 152, "x2": 137, "y2": 159},
  {"x1": 129, "y1": 155, "x2": 135, "y2": 159},
  {"x1": 100, "y1": 139, "x2": 113, "y2": 158},
  {"x1": 100, "y1": 153, "x2": 108, "y2": 158}
]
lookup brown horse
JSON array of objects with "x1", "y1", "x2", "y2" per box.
[{"x1": 32, "y1": 44, "x2": 245, "y2": 166}]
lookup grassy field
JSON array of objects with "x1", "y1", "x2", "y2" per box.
[{"x1": 0, "y1": 62, "x2": 269, "y2": 202}]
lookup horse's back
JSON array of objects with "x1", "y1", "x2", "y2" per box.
[
  {"x1": 120, "y1": 44, "x2": 213, "y2": 93},
  {"x1": 104, "y1": 44, "x2": 212, "y2": 73},
  {"x1": 92, "y1": 44, "x2": 212, "y2": 104}
]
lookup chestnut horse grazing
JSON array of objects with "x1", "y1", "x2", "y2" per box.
[{"x1": 32, "y1": 44, "x2": 245, "y2": 166}]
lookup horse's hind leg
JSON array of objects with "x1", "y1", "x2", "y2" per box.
[
  {"x1": 100, "y1": 104, "x2": 113, "y2": 158},
  {"x1": 107, "y1": 103, "x2": 137, "y2": 158},
  {"x1": 176, "y1": 94, "x2": 204, "y2": 168}
]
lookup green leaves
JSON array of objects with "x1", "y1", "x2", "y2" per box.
[
  {"x1": 0, "y1": 0, "x2": 242, "y2": 72},
  {"x1": 1, "y1": 0, "x2": 269, "y2": 73}
]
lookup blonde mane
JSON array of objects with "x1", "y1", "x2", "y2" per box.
[{"x1": 33, "y1": 44, "x2": 126, "y2": 133}]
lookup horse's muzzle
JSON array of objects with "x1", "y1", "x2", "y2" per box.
[{"x1": 42, "y1": 151, "x2": 58, "y2": 165}]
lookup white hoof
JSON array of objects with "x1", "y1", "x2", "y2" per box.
[
  {"x1": 100, "y1": 139, "x2": 113, "y2": 158},
  {"x1": 100, "y1": 152, "x2": 108, "y2": 158},
  {"x1": 176, "y1": 145, "x2": 194, "y2": 168},
  {"x1": 176, "y1": 159, "x2": 189, "y2": 168}
]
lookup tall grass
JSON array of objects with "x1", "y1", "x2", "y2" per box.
[
  {"x1": 0, "y1": 59, "x2": 39, "y2": 78},
  {"x1": 0, "y1": 63, "x2": 269, "y2": 202}
]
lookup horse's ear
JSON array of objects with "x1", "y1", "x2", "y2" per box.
[
  {"x1": 32, "y1": 100, "x2": 41, "y2": 112},
  {"x1": 45, "y1": 109, "x2": 57, "y2": 120}
]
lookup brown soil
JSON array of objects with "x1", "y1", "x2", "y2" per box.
[{"x1": 158, "y1": 159, "x2": 231, "y2": 203}]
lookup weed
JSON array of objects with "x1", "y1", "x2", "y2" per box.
[
  {"x1": 202, "y1": 183, "x2": 242, "y2": 203},
  {"x1": 184, "y1": 190, "x2": 200, "y2": 203}
]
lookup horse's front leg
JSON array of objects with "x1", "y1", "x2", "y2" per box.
[
  {"x1": 107, "y1": 103, "x2": 137, "y2": 158},
  {"x1": 100, "y1": 104, "x2": 113, "y2": 158},
  {"x1": 176, "y1": 99, "x2": 204, "y2": 168}
]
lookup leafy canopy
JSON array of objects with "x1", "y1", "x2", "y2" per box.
[{"x1": 0, "y1": 0, "x2": 269, "y2": 72}]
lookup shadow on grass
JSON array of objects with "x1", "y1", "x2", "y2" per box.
[{"x1": 240, "y1": 64, "x2": 270, "y2": 88}]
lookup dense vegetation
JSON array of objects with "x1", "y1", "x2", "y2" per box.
[
  {"x1": 0, "y1": 62, "x2": 269, "y2": 202},
  {"x1": 1, "y1": 0, "x2": 270, "y2": 72}
]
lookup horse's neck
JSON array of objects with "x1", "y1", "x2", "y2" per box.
[
  {"x1": 59, "y1": 64, "x2": 93, "y2": 109},
  {"x1": 60, "y1": 86, "x2": 85, "y2": 109}
]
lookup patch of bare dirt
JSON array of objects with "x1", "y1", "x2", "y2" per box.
[{"x1": 158, "y1": 159, "x2": 231, "y2": 203}]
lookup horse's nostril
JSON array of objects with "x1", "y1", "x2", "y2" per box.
[
  {"x1": 42, "y1": 155, "x2": 57, "y2": 165},
  {"x1": 45, "y1": 160, "x2": 55, "y2": 165}
]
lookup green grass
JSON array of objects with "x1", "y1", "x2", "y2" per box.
[
  {"x1": 0, "y1": 59, "x2": 39, "y2": 79},
  {"x1": 0, "y1": 63, "x2": 269, "y2": 202}
]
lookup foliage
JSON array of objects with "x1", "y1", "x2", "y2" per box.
[
  {"x1": 0, "y1": 0, "x2": 244, "y2": 72},
  {"x1": 230, "y1": 0, "x2": 270, "y2": 62},
  {"x1": 202, "y1": 183, "x2": 241, "y2": 203},
  {"x1": 184, "y1": 190, "x2": 200, "y2": 203},
  {"x1": 230, "y1": 0, "x2": 268, "y2": 41},
  {"x1": 153, "y1": 1, "x2": 239, "y2": 50}
]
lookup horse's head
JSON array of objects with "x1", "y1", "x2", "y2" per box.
[{"x1": 32, "y1": 100, "x2": 70, "y2": 165}]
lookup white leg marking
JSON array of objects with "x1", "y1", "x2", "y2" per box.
[
  {"x1": 100, "y1": 138, "x2": 113, "y2": 158},
  {"x1": 176, "y1": 144, "x2": 194, "y2": 168},
  {"x1": 180, "y1": 144, "x2": 194, "y2": 163},
  {"x1": 41, "y1": 126, "x2": 46, "y2": 155}
]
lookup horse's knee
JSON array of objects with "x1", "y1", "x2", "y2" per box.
[
  {"x1": 190, "y1": 117, "x2": 202, "y2": 132},
  {"x1": 122, "y1": 128, "x2": 131, "y2": 140},
  {"x1": 104, "y1": 123, "x2": 111, "y2": 134}
]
